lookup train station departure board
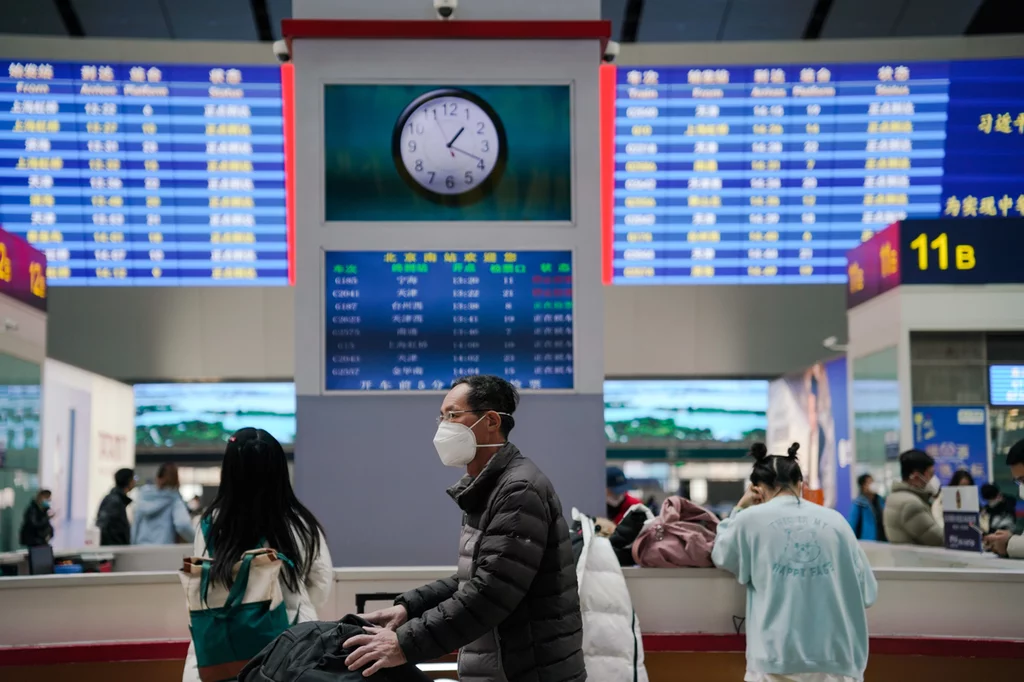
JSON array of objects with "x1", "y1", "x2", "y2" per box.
[
  {"x1": 609, "y1": 58, "x2": 1024, "y2": 284},
  {"x1": 0, "y1": 60, "x2": 289, "y2": 285},
  {"x1": 324, "y1": 250, "x2": 574, "y2": 391}
]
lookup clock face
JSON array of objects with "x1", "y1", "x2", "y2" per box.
[{"x1": 392, "y1": 89, "x2": 507, "y2": 205}]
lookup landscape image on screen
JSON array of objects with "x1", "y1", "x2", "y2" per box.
[
  {"x1": 134, "y1": 383, "x2": 295, "y2": 450},
  {"x1": 604, "y1": 380, "x2": 768, "y2": 445}
]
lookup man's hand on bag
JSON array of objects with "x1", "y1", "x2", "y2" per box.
[
  {"x1": 362, "y1": 604, "x2": 408, "y2": 630},
  {"x1": 344, "y1": 626, "x2": 408, "y2": 677}
]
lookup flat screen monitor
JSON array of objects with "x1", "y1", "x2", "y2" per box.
[
  {"x1": 989, "y1": 365, "x2": 1024, "y2": 406},
  {"x1": 324, "y1": 250, "x2": 574, "y2": 391},
  {"x1": 607, "y1": 58, "x2": 1024, "y2": 284},
  {"x1": 134, "y1": 382, "x2": 295, "y2": 450},
  {"x1": 604, "y1": 379, "x2": 768, "y2": 446},
  {"x1": 0, "y1": 59, "x2": 289, "y2": 285},
  {"x1": 323, "y1": 85, "x2": 572, "y2": 222}
]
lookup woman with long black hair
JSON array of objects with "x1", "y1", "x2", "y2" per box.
[{"x1": 182, "y1": 428, "x2": 332, "y2": 682}]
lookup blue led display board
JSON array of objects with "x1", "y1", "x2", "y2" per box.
[
  {"x1": 0, "y1": 59, "x2": 289, "y2": 285},
  {"x1": 609, "y1": 59, "x2": 1024, "y2": 284},
  {"x1": 324, "y1": 250, "x2": 574, "y2": 391}
]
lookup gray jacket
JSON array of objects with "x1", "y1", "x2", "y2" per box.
[
  {"x1": 883, "y1": 482, "x2": 943, "y2": 547},
  {"x1": 395, "y1": 443, "x2": 585, "y2": 682}
]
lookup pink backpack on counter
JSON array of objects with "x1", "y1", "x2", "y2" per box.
[{"x1": 632, "y1": 496, "x2": 719, "y2": 568}]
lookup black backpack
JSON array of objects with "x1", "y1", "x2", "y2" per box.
[{"x1": 238, "y1": 615, "x2": 433, "y2": 682}]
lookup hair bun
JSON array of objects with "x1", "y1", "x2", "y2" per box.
[
  {"x1": 750, "y1": 443, "x2": 768, "y2": 461},
  {"x1": 787, "y1": 442, "x2": 800, "y2": 458}
]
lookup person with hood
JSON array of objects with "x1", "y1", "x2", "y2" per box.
[
  {"x1": 847, "y1": 474, "x2": 886, "y2": 542},
  {"x1": 96, "y1": 468, "x2": 135, "y2": 546},
  {"x1": 345, "y1": 375, "x2": 585, "y2": 682},
  {"x1": 607, "y1": 466, "x2": 643, "y2": 524},
  {"x1": 20, "y1": 489, "x2": 54, "y2": 547},
  {"x1": 712, "y1": 443, "x2": 877, "y2": 682},
  {"x1": 883, "y1": 449, "x2": 943, "y2": 546},
  {"x1": 132, "y1": 463, "x2": 195, "y2": 545}
]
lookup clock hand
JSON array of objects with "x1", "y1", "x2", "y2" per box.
[
  {"x1": 446, "y1": 127, "x2": 465, "y2": 148},
  {"x1": 432, "y1": 116, "x2": 455, "y2": 157},
  {"x1": 449, "y1": 144, "x2": 483, "y2": 162}
]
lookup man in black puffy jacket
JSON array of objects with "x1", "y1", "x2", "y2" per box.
[{"x1": 344, "y1": 375, "x2": 586, "y2": 682}]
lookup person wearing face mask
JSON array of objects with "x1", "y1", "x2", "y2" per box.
[
  {"x1": 606, "y1": 466, "x2": 643, "y2": 524},
  {"x1": 882, "y1": 449, "x2": 944, "y2": 547},
  {"x1": 712, "y1": 443, "x2": 877, "y2": 682},
  {"x1": 847, "y1": 474, "x2": 886, "y2": 542},
  {"x1": 983, "y1": 438, "x2": 1024, "y2": 559},
  {"x1": 20, "y1": 489, "x2": 54, "y2": 547},
  {"x1": 346, "y1": 374, "x2": 585, "y2": 682}
]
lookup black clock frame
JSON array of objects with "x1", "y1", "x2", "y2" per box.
[{"x1": 391, "y1": 88, "x2": 508, "y2": 207}]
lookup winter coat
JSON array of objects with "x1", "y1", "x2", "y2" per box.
[
  {"x1": 96, "y1": 488, "x2": 132, "y2": 546},
  {"x1": 846, "y1": 495, "x2": 886, "y2": 542},
  {"x1": 238, "y1": 616, "x2": 432, "y2": 682},
  {"x1": 20, "y1": 502, "x2": 53, "y2": 547},
  {"x1": 181, "y1": 523, "x2": 334, "y2": 682},
  {"x1": 883, "y1": 482, "x2": 943, "y2": 547},
  {"x1": 572, "y1": 509, "x2": 648, "y2": 682},
  {"x1": 131, "y1": 485, "x2": 195, "y2": 545},
  {"x1": 395, "y1": 442, "x2": 585, "y2": 682}
]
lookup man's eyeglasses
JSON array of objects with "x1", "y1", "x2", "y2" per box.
[{"x1": 436, "y1": 410, "x2": 483, "y2": 425}]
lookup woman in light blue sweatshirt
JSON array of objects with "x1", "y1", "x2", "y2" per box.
[{"x1": 712, "y1": 443, "x2": 878, "y2": 682}]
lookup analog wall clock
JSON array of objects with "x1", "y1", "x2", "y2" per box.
[{"x1": 392, "y1": 88, "x2": 508, "y2": 206}]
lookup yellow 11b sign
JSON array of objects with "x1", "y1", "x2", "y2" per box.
[{"x1": 908, "y1": 232, "x2": 976, "y2": 272}]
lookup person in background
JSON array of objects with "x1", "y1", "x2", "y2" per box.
[
  {"x1": 980, "y1": 483, "x2": 1016, "y2": 533},
  {"x1": 983, "y1": 439, "x2": 1024, "y2": 559},
  {"x1": 347, "y1": 375, "x2": 585, "y2": 681},
  {"x1": 948, "y1": 470, "x2": 975, "y2": 487},
  {"x1": 931, "y1": 468, "x2": 975, "y2": 526},
  {"x1": 19, "y1": 489, "x2": 53, "y2": 547},
  {"x1": 883, "y1": 449, "x2": 943, "y2": 546},
  {"x1": 607, "y1": 465, "x2": 644, "y2": 524},
  {"x1": 131, "y1": 463, "x2": 195, "y2": 545},
  {"x1": 713, "y1": 443, "x2": 877, "y2": 682},
  {"x1": 96, "y1": 468, "x2": 136, "y2": 546},
  {"x1": 848, "y1": 474, "x2": 887, "y2": 542},
  {"x1": 187, "y1": 495, "x2": 204, "y2": 517},
  {"x1": 182, "y1": 428, "x2": 332, "y2": 682}
]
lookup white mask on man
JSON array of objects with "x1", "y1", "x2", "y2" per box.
[
  {"x1": 923, "y1": 475, "x2": 941, "y2": 497},
  {"x1": 432, "y1": 413, "x2": 507, "y2": 467}
]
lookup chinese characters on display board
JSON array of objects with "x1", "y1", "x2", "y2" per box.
[
  {"x1": 0, "y1": 60, "x2": 288, "y2": 285},
  {"x1": 609, "y1": 58, "x2": 1024, "y2": 284},
  {"x1": 324, "y1": 250, "x2": 574, "y2": 391}
]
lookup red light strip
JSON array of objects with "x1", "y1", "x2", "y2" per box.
[
  {"x1": 280, "y1": 63, "x2": 297, "y2": 286},
  {"x1": 599, "y1": 63, "x2": 617, "y2": 285}
]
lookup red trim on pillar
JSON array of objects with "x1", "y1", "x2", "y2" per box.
[
  {"x1": 280, "y1": 63, "x2": 297, "y2": 286},
  {"x1": 599, "y1": 63, "x2": 617, "y2": 285},
  {"x1": 281, "y1": 19, "x2": 612, "y2": 56}
]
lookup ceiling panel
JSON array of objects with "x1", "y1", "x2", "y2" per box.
[
  {"x1": 601, "y1": 0, "x2": 627, "y2": 42},
  {"x1": 163, "y1": 0, "x2": 258, "y2": 41},
  {"x1": 0, "y1": 0, "x2": 67, "y2": 36},
  {"x1": 820, "y1": 0, "x2": 908, "y2": 39},
  {"x1": 719, "y1": 0, "x2": 818, "y2": 41},
  {"x1": 638, "y1": 0, "x2": 732, "y2": 42},
  {"x1": 72, "y1": 0, "x2": 172, "y2": 38},
  {"x1": 892, "y1": 0, "x2": 982, "y2": 37},
  {"x1": 266, "y1": 0, "x2": 291, "y2": 39}
]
